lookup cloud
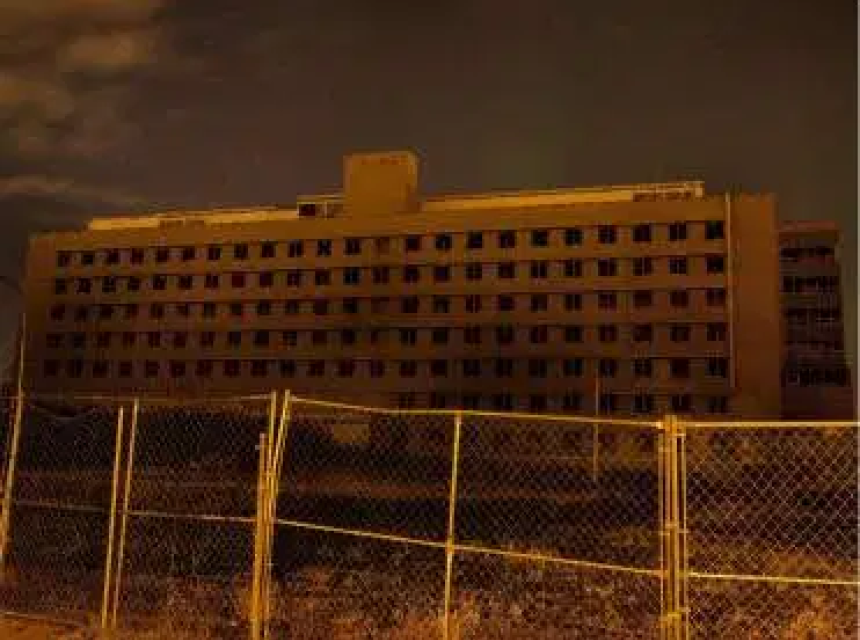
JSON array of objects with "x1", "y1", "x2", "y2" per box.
[
  {"x1": 0, "y1": 174, "x2": 146, "y2": 209},
  {"x1": 0, "y1": 0, "x2": 170, "y2": 160}
]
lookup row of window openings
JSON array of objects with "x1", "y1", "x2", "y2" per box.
[
  {"x1": 48, "y1": 322, "x2": 729, "y2": 350},
  {"x1": 57, "y1": 221, "x2": 728, "y2": 267},
  {"x1": 53, "y1": 255, "x2": 728, "y2": 295},
  {"x1": 782, "y1": 276, "x2": 840, "y2": 294},
  {"x1": 782, "y1": 366, "x2": 851, "y2": 387},
  {"x1": 50, "y1": 289, "x2": 729, "y2": 322},
  {"x1": 44, "y1": 356, "x2": 729, "y2": 380},
  {"x1": 784, "y1": 309, "x2": 842, "y2": 324},
  {"x1": 418, "y1": 393, "x2": 727, "y2": 414},
  {"x1": 780, "y1": 246, "x2": 836, "y2": 263}
]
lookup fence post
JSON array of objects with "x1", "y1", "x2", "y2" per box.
[
  {"x1": 0, "y1": 389, "x2": 24, "y2": 571},
  {"x1": 111, "y1": 398, "x2": 140, "y2": 630},
  {"x1": 100, "y1": 406, "x2": 126, "y2": 631},
  {"x1": 251, "y1": 431, "x2": 268, "y2": 640},
  {"x1": 442, "y1": 411, "x2": 463, "y2": 640},
  {"x1": 660, "y1": 414, "x2": 687, "y2": 640}
]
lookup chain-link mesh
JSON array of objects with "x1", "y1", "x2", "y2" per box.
[
  {"x1": 0, "y1": 396, "x2": 124, "y2": 624},
  {"x1": 269, "y1": 398, "x2": 453, "y2": 637},
  {"x1": 683, "y1": 421, "x2": 859, "y2": 639},
  {"x1": 115, "y1": 396, "x2": 272, "y2": 638},
  {"x1": 452, "y1": 413, "x2": 663, "y2": 637}
]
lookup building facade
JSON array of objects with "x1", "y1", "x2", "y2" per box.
[
  {"x1": 22, "y1": 151, "x2": 783, "y2": 418},
  {"x1": 780, "y1": 221, "x2": 855, "y2": 419}
]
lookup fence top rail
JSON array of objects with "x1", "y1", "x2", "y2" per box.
[
  {"x1": 23, "y1": 392, "x2": 273, "y2": 404},
  {"x1": 290, "y1": 395, "x2": 661, "y2": 428},
  {"x1": 683, "y1": 419, "x2": 860, "y2": 430}
]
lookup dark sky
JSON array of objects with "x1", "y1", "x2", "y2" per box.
[{"x1": 0, "y1": 0, "x2": 856, "y2": 366}]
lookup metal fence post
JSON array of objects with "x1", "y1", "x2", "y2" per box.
[
  {"x1": 660, "y1": 414, "x2": 687, "y2": 640},
  {"x1": 0, "y1": 389, "x2": 24, "y2": 571},
  {"x1": 111, "y1": 398, "x2": 139, "y2": 630},
  {"x1": 251, "y1": 431, "x2": 268, "y2": 640},
  {"x1": 100, "y1": 406, "x2": 125, "y2": 631},
  {"x1": 442, "y1": 411, "x2": 463, "y2": 640}
]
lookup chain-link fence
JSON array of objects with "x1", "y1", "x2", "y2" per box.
[
  {"x1": 683, "y1": 420, "x2": 859, "y2": 639},
  {"x1": 0, "y1": 391, "x2": 857, "y2": 639}
]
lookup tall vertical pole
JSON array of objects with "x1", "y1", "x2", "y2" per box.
[
  {"x1": 101, "y1": 406, "x2": 125, "y2": 631},
  {"x1": 442, "y1": 411, "x2": 463, "y2": 640},
  {"x1": 0, "y1": 388, "x2": 24, "y2": 570},
  {"x1": 111, "y1": 398, "x2": 140, "y2": 629},
  {"x1": 592, "y1": 374, "x2": 600, "y2": 484},
  {"x1": 250, "y1": 432, "x2": 267, "y2": 640}
]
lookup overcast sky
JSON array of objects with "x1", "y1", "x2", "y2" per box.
[{"x1": 0, "y1": 0, "x2": 856, "y2": 366}]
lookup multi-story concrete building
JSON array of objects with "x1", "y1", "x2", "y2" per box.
[
  {"x1": 21, "y1": 151, "x2": 783, "y2": 417},
  {"x1": 779, "y1": 221, "x2": 855, "y2": 419}
]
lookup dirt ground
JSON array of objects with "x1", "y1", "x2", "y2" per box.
[{"x1": 0, "y1": 618, "x2": 92, "y2": 639}]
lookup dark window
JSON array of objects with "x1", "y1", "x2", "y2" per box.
[
  {"x1": 287, "y1": 241, "x2": 303, "y2": 257},
  {"x1": 46, "y1": 333, "x2": 63, "y2": 348},
  {"x1": 598, "y1": 225, "x2": 616, "y2": 244},
  {"x1": 71, "y1": 332, "x2": 87, "y2": 348},
  {"x1": 528, "y1": 359, "x2": 547, "y2": 378},
  {"x1": 598, "y1": 259, "x2": 618, "y2": 277},
  {"x1": 530, "y1": 326, "x2": 548, "y2": 344},
  {"x1": 54, "y1": 279, "x2": 68, "y2": 295},
  {"x1": 147, "y1": 332, "x2": 161, "y2": 347},
  {"x1": 433, "y1": 265, "x2": 451, "y2": 282},
  {"x1": 74, "y1": 306, "x2": 89, "y2": 322},
  {"x1": 670, "y1": 290, "x2": 689, "y2": 307},
  {"x1": 563, "y1": 358, "x2": 584, "y2": 377},
  {"x1": 565, "y1": 293, "x2": 582, "y2": 310},
  {"x1": 144, "y1": 361, "x2": 159, "y2": 378},
  {"x1": 371, "y1": 297, "x2": 388, "y2": 314},
  {"x1": 106, "y1": 249, "x2": 121, "y2": 265},
  {"x1": 77, "y1": 278, "x2": 92, "y2": 294},
  {"x1": 498, "y1": 295, "x2": 516, "y2": 311},
  {"x1": 203, "y1": 302, "x2": 217, "y2": 318},
  {"x1": 93, "y1": 361, "x2": 109, "y2": 378},
  {"x1": 633, "y1": 257, "x2": 653, "y2": 276},
  {"x1": 499, "y1": 230, "x2": 517, "y2": 248},
  {"x1": 598, "y1": 324, "x2": 618, "y2": 342},
  {"x1": 670, "y1": 324, "x2": 691, "y2": 342},
  {"x1": 251, "y1": 360, "x2": 268, "y2": 377},
  {"x1": 178, "y1": 275, "x2": 193, "y2": 290},
  {"x1": 435, "y1": 234, "x2": 452, "y2": 251},
  {"x1": 173, "y1": 332, "x2": 188, "y2": 348},
  {"x1": 708, "y1": 357, "x2": 729, "y2": 378},
  {"x1": 200, "y1": 332, "x2": 215, "y2": 347},
  {"x1": 314, "y1": 270, "x2": 330, "y2": 286},
  {"x1": 467, "y1": 232, "x2": 483, "y2": 249},
  {"x1": 343, "y1": 267, "x2": 361, "y2": 285},
  {"x1": 565, "y1": 228, "x2": 583, "y2": 246},
  {"x1": 50, "y1": 304, "x2": 66, "y2": 320},
  {"x1": 707, "y1": 322, "x2": 727, "y2": 341},
  {"x1": 633, "y1": 324, "x2": 653, "y2": 342},
  {"x1": 633, "y1": 291, "x2": 653, "y2": 308},
  {"x1": 708, "y1": 396, "x2": 729, "y2": 414},
  {"x1": 463, "y1": 359, "x2": 482, "y2": 377},
  {"x1": 599, "y1": 358, "x2": 617, "y2": 378},
  {"x1": 313, "y1": 300, "x2": 329, "y2": 315},
  {"x1": 433, "y1": 296, "x2": 450, "y2": 314},
  {"x1": 204, "y1": 274, "x2": 219, "y2": 289},
  {"x1": 496, "y1": 325, "x2": 515, "y2": 344},
  {"x1": 253, "y1": 330, "x2": 270, "y2": 346},
  {"x1": 375, "y1": 238, "x2": 390, "y2": 254},
  {"x1": 669, "y1": 257, "x2": 688, "y2": 275},
  {"x1": 234, "y1": 244, "x2": 249, "y2": 260},
  {"x1": 150, "y1": 303, "x2": 165, "y2": 319},
  {"x1": 495, "y1": 359, "x2": 514, "y2": 377},
  {"x1": 671, "y1": 394, "x2": 692, "y2": 413},
  {"x1": 634, "y1": 394, "x2": 655, "y2": 414},
  {"x1": 530, "y1": 294, "x2": 548, "y2": 312},
  {"x1": 67, "y1": 359, "x2": 85, "y2": 377},
  {"x1": 669, "y1": 222, "x2": 687, "y2": 241},
  {"x1": 633, "y1": 224, "x2": 652, "y2": 242},
  {"x1": 207, "y1": 246, "x2": 221, "y2": 261},
  {"x1": 405, "y1": 236, "x2": 422, "y2": 252},
  {"x1": 498, "y1": 262, "x2": 516, "y2": 279},
  {"x1": 282, "y1": 330, "x2": 298, "y2": 346},
  {"x1": 99, "y1": 304, "x2": 114, "y2": 319},
  {"x1": 399, "y1": 361, "x2": 418, "y2": 377},
  {"x1": 196, "y1": 360, "x2": 214, "y2": 377},
  {"x1": 131, "y1": 249, "x2": 145, "y2": 264},
  {"x1": 181, "y1": 246, "x2": 196, "y2": 261},
  {"x1": 565, "y1": 325, "x2": 583, "y2": 342},
  {"x1": 261, "y1": 242, "x2": 276, "y2": 258},
  {"x1": 343, "y1": 298, "x2": 359, "y2": 314},
  {"x1": 81, "y1": 251, "x2": 95, "y2": 265},
  {"x1": 228, "y1": 331, "x2": 242, "y2": 346},
  {"x1": 705, "y1": 220, "x2": 725, "y2": 240},
  {"x1": 531, "y1": 229, "x2": 549, "y2": 247},
  {"x1": 598, "y1": 292, "x2": 617, "y2": 309},
  {"x1": 564, "y1": 259, "x2": 583, "y2": 277},
  {"x1": 670, "y1": 358, "x2": 690, "y2": 378},
  {"x1": 344, "y1": 238, "x2": 362, "y2": 255},
  {"x1": 706, "y1": 255, "x2": 726, "y2": 274},
  {"x1": 101, "y1": 277, "x2": 117, "y2": 293},
  {"x1": 373, "y1": 266, "x2": 390, "y2": 284},
  {"x1": 529, "y1": 395, "x2": 547, "y2": 413},
  {"x1": 338, "y1": 360, "x2": 356, "y2": 377},
  {"x1": 284, "y1": 300, "x2": 300, "y2": 315},
  {"x1": 224, "y1": 361, "x2": 241, "y2": 377},
  {"x1": 118, "y1": 362, "x2": 133, "y2": 378},
  {"x1": 633, "y1": 359, "x2": 653, "y2": 378},
  {"x1": 465, "y1": 295, "x2": 481, "y2": 313},
  {"x1": 279, "y1": 360, "x2": 296, "y2": 377},
  {"x1": 230, "y1": 302, "x2": 243, "y2": 317},
  {"x1": 432, "y1": 328, "x2": 449, "y2": 344},
  {"x1": 706, "y1": 288, "x2": 726, "y2": 307},
  {"x1": 341, "y1": 329, "x2": 357, "y2": 345},
  {"x1": 317, "y1": 240, "x2": 332, "y2": 257},
  {"x1": 57, "y1": 252, "x2": 71, "y2": 267},
  {"x1": 259, "y1": 272, "x2": 274, "y2": 288},
  {"x1": 400, "y1": 328, "x2": 418, "y2": 345},
  {"x1": 530, "y1": 261, "x2": 548, "y2": 279},
  {"x1": 152, "y1": 275, "x2": 167, "y2": 291},
  {"x1": 369, "y1": 361, "x2": 385, "y2": 377},
  {"x1": 563, "y1": 393, "x2": 582, "y2": 411},
  {"x1": 465, "y1": 263, "x2": 483, "y2": 280},
  {"x1": 402, "y1": 297, "x2": 420, "y2": 313},
  {"x1": 403, "y1": 266, "x2": 421, "y2": 283},
  {"x1": 96, "y1": 332, "x2": 111, "y2": 348}
]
